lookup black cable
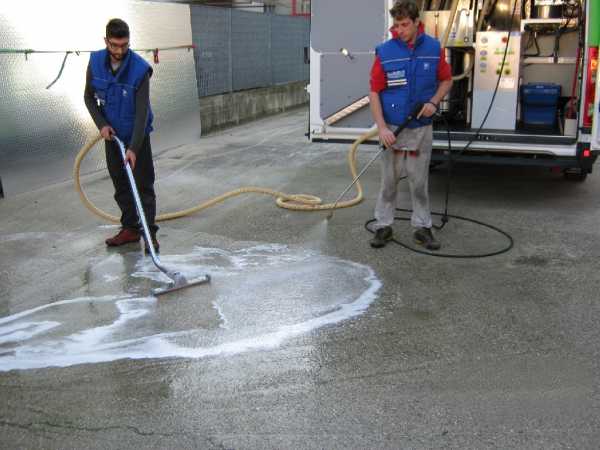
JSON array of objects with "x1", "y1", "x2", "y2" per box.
[
  {"x1": 523, "y1": 29, "x2": 541, "y2": 57},
  {"x1": 46, "y1": 51, "x2": 71, "y2": 90},
  {"x1": 434, "y1": 112, "x2": 453, "y2": 230},
  {"x1": 457, "y1": 0, "x2": 519, "y2": 155},
  {"x1": 363, "y1": 110, "x2": 514, "y2": 259},
  {"x1": 418, "y1": 0, "x2": 519, "y2": 230},
  {"x1": 483, "y1": 0, "x2": 500, "y2": 25},
  {"x1": 365, "y1": 212, "x2": 514, "y2": 258}
]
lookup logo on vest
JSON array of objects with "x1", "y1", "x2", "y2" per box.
[
  {"x1": 388, "y1": 69, "x2": 406, "y2": 79},
  {"x1": 122, "y1": 89, "x2": 128, "y2": 97},
  {"x1": 94, "y1": 93, "x2": 106, "y2": 107},
  {"x1": 423, "y1": 62, "x2": 430, "y2": 71}
]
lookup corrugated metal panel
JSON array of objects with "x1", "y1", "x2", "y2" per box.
[{"x1": 0, "y1": 0, "x2": 199, "y2": 195}]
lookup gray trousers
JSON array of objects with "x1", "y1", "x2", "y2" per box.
[{"x1": 374, "y1": 125, "x2": 433, "y2": 230}]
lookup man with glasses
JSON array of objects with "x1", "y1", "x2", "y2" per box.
[{"x1": 84, "y1": 18, "x2": 159, "y2": 252}]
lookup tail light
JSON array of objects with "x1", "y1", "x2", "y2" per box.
[
  {"x1": 582, "y1": 146, "x2": 591, "y2": 158},
  {"x1": 583, "y1": 47, "x2": 598, "y2": 128}
]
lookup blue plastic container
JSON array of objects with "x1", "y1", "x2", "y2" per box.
[{"x1": 520, "y1": 83, "x2": 561, "y2": 126}]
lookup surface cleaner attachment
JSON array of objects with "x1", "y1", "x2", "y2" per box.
[{"x1": 113, "y1": 136, "x2": 211, "y2": 296}]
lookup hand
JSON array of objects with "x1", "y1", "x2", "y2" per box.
[
  {"x1": 378, "y1": 126, "x2": 396, "y2": 149},
  {"x1": 100, "y1": 125, "x2": 115, "y2": 140},
  {"x1": 124, "y1": 149, "x2": 137, "y2": 169},
  {"x1": 417, "y1": 102, "x2": 438, "y2": 119}
]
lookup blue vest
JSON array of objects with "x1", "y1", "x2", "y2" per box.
[
  {"x1": 89, "y1": 49, "x2": 154, "y2": 144},
  {"x1": 376, "y1": 33, "x2": 440, "y2": 127}
]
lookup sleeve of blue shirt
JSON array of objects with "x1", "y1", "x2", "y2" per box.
[{"x1": 129, "y1": 72, "x2": 150, "y2": 154}]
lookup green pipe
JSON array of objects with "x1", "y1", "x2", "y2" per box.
[{"x1": 589, "y1": 0, "x2": 600, "y2": 47}]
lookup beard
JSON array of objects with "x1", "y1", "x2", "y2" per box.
[{"x1": 108, "y1": 49, "x2": 128, "y2": 61}]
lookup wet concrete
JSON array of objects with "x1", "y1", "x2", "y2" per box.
[{"x1": 1, "y1": 108, "x2": 600, "y2": 448}]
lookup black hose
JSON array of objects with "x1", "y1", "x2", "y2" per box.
[
  {"x1": 364, "y1": 212, "x2": 514, "y2": 258},
  {"x1": 363, "y1": 110, "x2": 514, "y2": 259},
  {"x1": 46, "y1": 51, "x2": 71, "y2": 90}
]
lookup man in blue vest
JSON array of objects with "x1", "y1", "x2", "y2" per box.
[
  {"x1": 369, "y1": 0, "x2": 452, "y2": 250},
  {"x1": 84, "y1": 18, "x2": 159, "y2": 252}
]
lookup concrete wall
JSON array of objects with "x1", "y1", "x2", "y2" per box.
[{"x1": 200, "y1": 81, "x2": 308, "y2": 133}]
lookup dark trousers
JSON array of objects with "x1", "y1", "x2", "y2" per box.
[{"x1": 105, "y1": 135, "x2": 158, "y2": 234}]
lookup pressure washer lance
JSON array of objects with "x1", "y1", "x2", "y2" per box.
[
  {"x1": 326, "y1": 102, "x2": 424, "y2": 221},
  {"x1": 113, "y1": 136, "x2": 210, "y2": 296}
]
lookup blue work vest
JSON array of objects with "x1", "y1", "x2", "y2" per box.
[
  {"x1": 376, "y1": 33, "x2": 440, "y2": 127},
  {"x1": 89, "y1": 49, "x2": 154, "y2": 144}
]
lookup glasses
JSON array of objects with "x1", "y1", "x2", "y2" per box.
[{"x1": 107, "y1": 40, "x2": 130, "y2": 51}]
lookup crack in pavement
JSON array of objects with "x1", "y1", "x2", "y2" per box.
[{"x1": 0, "y1": 418, "x2": 224, "y2": 447}]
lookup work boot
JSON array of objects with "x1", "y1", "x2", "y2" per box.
[
  {"x1": 144, "y1": 233, "x2": 160, "y2": 254},
  {"x1": 413, "y1": 227, "x2": 441, "y2": 251},
  {"x1": 370, "y1": 226, "x2": 393, "y2": 248},
  {"x1": 105, "y1": 228, "x2": 141, "y2": 247}
]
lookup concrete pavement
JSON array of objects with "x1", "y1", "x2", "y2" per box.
[{"x1": 1, "y1": 108, "x2": 599, "y2": 449}]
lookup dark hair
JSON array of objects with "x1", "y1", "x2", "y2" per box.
[
  {"x1": 106, "y1": 18, "x2": 130, "y2": 39},
  {"x1": 389, "y1": 0, "x2": 420, "y2": 21}
]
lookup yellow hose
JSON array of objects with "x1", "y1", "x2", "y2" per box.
[{"x1": 73, "y1": 129, "x2": 379, "y2": 223}]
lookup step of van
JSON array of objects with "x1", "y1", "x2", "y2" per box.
[{"x1": 432, "y1": 129, "x2": 576, "y2": 146}]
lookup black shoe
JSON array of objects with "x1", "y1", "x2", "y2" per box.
[
  {"x1": 413, "y1": 227, "x2": 441, "y2": 250},
  {"x1": 370, "y1": 226, "x2": 393, "y2": 248}
]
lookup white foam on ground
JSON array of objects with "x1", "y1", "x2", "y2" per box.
[
  {"x1": 0, "y1": 321, "x2": 60, "y2": 345},
  {"x1": 212, "y1": 301, "x2": 230, "y2": 329},
  {"x1": 0, "y1": 232, "x2": 58, "y2": 243},
  {"x1": 0, "y1": 245, "x2": 381, "y2": 371}
]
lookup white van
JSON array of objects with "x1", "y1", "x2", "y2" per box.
[{"x1": 308, "y1": 0, "x2": 599, "y2": 181}]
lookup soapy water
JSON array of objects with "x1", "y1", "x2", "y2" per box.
[
  {"x1": 303, "y1": 218, "x2": 329, "y2": 242},
  {"x1": 0, "y1": 244, "x2": 381, "y2": 371}
]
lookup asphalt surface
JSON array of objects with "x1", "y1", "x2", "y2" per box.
[{"x1": 1, "y1": 108, "x2": 599, "y2": 449}]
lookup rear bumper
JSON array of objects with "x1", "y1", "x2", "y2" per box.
[
  {"x1": 432, "y1": 151, "x2": 598, "y2": 170},
  {"x1": 310, "y1": 129, "x2": 598, "y2": 172},
  {"x1": 431, "y1": 143, "x2": 599, "y2": 172},
  {"x1": 431, "y1": 127, "x2": 597, "y2": 171}
]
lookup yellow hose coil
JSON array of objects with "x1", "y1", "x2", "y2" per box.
[{"x1": 73, "y1": 129, "x2": 379, "y2": 223}]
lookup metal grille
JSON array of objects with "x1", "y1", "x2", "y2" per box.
[
  {"x1": 191, "y1": 6, "x2": 232, "y2": 96},
  {"x1": 271, "y1": 14, "x2": 310, "y2": 84},
  {"x1": 232, "y1": 10, "x2": 271, "y2": 90},
  {"x1": 191, "y1": 5, "x2": 309, "y2": 96}
]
